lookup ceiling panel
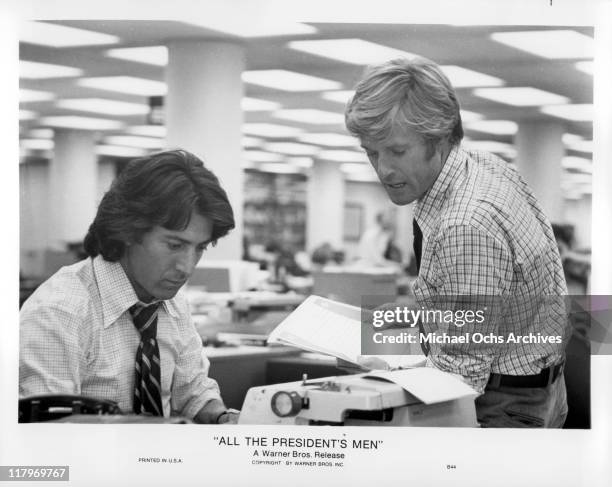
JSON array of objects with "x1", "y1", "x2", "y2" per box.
[{"x1": 19, "y1": 20, "x2": 594, "y2": 168}]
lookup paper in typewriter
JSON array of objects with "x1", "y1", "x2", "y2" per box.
[{"x1": 267, "y1": 295, "x2": 426, "y2": 369}]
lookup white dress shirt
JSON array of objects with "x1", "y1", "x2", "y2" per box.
[{"x1": 20, "y1": 255, "x2": 221, "y2": 418}]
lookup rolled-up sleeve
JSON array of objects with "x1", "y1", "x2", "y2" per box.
[{"x1": 170, "y1": 313, "x2": 222, "y2": 419}]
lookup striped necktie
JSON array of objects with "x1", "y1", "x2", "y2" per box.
[
  {"x1": 130, "y1": 302, "x2": 163, "y2": 416},
  {"x1": 412, "y1": 219, "x2": 430, "y2": 356}
]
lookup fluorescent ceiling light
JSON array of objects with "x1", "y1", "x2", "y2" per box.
[
  {"x1": 562, "y1": 133, "x2": 584, "y2": 145},
  {"x1": 288, "y1": 157, "x2": 314, "y2": 168},
  {"x1": 19, "y1": 110, "x2": 38, "y2": 120},
  {"x1": 20, "y1": 21, "x2": 120, "y2": 47},
  {"x1": 567, "y1": 140, "x2": 593, "y2": 153},
  {"x1": 242, "y1": 160, "x2": 259, "y2": 169},
  {"x1": 491, "y1": 30, "x2": 594, "y2": 59},
  {"x1": 105, "y1": 135, "x2": 165, "y2": 149},
  {"x1": 39, "y1": 116, "x2": 124, "y2": 131},
  {"x1": 106, "y1": 46, "x2": 168, "y2": 66},
  {"x1": 462, "y1": 140, "x2": 517, "y2": 157},
  {"x1": 322, "y1": 90, "x2": 355, "y2": 104},
  {"x1": 20, "y1": 146, "x2": 52, "y2": 161},
  {"x1": 540, "y1": 104, "x2": 593, "y2": 122},
  {"x1": 242, "y1": 97, "x2": 281, "y2": 111},
  {"x1": 20, "y1": 60, "x2": 82, "y2": 79},
  {"x1": 27, "y1": 128, "x2": 54, "y2": 138},
  {"x1": 562, "y1": 156, "x2": 592, "y2": 173},
  {"x1": 273, "y1": 109, "x2": 345, "y2": 125},
  {"x1": 575, "y1": 61, "x2": 593, "y2": 75},
  {"x1": 126, "y1": 125, "x2": 167, "y2": 138},
  {"x1": 259, "y1": 162, "x2": 302, "y2": 174},
  {"x1": 289, "y1": 39, "x2": 416, "y2": 65},
  {"x1": 345, "y1": 172, "x2": 379, "y2": 183},
  {"x1": 242, "y1": 136, "x2": 264, "y2": 148},
  {"x1": 242, "y1": 70, "x2": 342, "y2": 92},
  {"x1": 465, "y1": 120, "x2": 518, "y2": 135},
  {"x1": 185, "y1": 20, "x2": 316, "y2": 38},
  {"x1": 341, "y1": 162, "x2": 375, "y2": 173},
  {"x1": 473, "y1": 87, "x2": 569, "y2": 106},
  {"x1": 20, "y1": 89, "x2": 55, "y2": 103},
  {"x1": 265, "y1": 142, "x2": 320, "y2": 156},
  {"x1": 95, "y1": 145, "x2": 148, "y2": 158},
  {"x1": 318, "y1": 150, "x2": 369, "y2": 163},
  {"x1": 244, "y1": 150, "x2": 284, "y2": 162},
  {"x1": 78, "y1": 76, "x2": 167, "y2": 96},
  {"x1": 20, "y1": 139, "x2": 54, "y2": 150},
  {"x1": 56, "y1": 98, "x2": 150, "y2": 116},
  {"x1": 562, "y1": 170, "x2": 592, "y2": 183},
  {"x1": 440, "y1": 65, "x2": 504, "y2": 88},
  {"x1": 243, "y1": 123, "x2": 303, "y2": 138},
  {"x1": 460, "y1": 110, "x2": 483, "y2": 123},
  {"x1": 563, "y1": 134, "x2": 593, "y2": 153},
  {"x1": 297, "y1": 133, "x2": 357, "y2": 147}
]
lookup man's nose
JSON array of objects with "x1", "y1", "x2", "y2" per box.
[
  {"x1": 376, "y1": 152, "x2": 395, "y2": 180},
  {"x1": 175, "y1": 248, "x2": 198, "y2": 276}
]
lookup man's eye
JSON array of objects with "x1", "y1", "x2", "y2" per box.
[
  {"x1": 391, "y1": 149, "x2": 406, "y2": 156},
  {"x1": 167, "y1": 242, "x2": 183, "y2": 251}
]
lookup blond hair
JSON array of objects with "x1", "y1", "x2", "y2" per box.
[{"x1": 345, "y1": 57, "x2": 463, "y2": 156}]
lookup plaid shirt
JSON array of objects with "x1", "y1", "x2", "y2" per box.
[
  {"x1": 413, "y1": 146, "x2": 569, "y2": 392},
  {"x1": 20, "y1": 256, "x2": 221, "y2": 418}
]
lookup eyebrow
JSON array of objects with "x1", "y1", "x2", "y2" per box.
[{"x1": 164, "y1": 235, "x2": 212, "y2": 246}]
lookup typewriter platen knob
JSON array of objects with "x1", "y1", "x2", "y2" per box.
[{"x1": 270, "y1": 391, "x2": 302, "y2": 417}]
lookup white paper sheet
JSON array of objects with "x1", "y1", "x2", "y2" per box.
[
  {"x1": 364, "y1": 367, "x2": 477, "y2": 404},
  {"x1": 267, "y1": 295, "x2": 427, "y2": 368},
  {"x1": 267, "y1": 295, "x2": 361, "y2": 362}
]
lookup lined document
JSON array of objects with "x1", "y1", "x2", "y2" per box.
[{"x1": 267, "y1": 295, "x2": 426, "y2": 369}]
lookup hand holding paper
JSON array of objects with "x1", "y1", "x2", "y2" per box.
[{"x1": 267, "y1": 295, "x2": 426, "y2": 369}]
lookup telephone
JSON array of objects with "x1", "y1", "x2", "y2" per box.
[{"x1": 18, "y1": 394, "x2": 122, "y2": 423}]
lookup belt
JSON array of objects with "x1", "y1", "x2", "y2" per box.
[{"x1": 486, "y1": 362, "x2": 564, "y2": 389}]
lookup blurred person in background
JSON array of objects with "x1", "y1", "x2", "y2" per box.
[{"x1": 357, "y1": 209, "x2": 402, "y2": 268}]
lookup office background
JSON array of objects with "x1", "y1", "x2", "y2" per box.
[
  {"x1": 18, "y1": 21, "x2": 593, "y2": 290},
  {"x1": 4, "y1": 2, "x2": 612, "y2": 485}
]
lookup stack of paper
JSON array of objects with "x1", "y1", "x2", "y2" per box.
[{"x1": 267, "y1": 295, "x2": 426, "y2": 369}]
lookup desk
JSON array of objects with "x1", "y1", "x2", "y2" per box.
[{"x1": 205, "y1": 345, "x2": 302, "y2": 409}]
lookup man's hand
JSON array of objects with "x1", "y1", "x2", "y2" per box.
[
  {"x1": 217, "y1": 409, "x2": 240, "y2": 424},
  {"x1": 193, "y1": 399, "x2": 237, "y2": 424},
  {"x1": 356, "y1": 356, "x2": 391, "y2": 370}
]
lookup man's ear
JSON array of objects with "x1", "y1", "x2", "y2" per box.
[{"x1": 435, "y1": 138, "x2": 451, "y2": 163}]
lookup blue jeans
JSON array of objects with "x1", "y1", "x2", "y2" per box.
[{"x1": 475, "y1": 373, "x2": 568, "y2": 428}]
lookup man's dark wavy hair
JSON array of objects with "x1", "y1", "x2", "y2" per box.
[{"x1": 84, "y1": 149, "x2": 235, "y2": 262}]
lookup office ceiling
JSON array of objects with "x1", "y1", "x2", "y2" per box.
[{"x1": 19, "y1": 20, "x2": 594, "y2": 179}]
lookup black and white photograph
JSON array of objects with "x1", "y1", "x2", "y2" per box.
[{"x1": 1, "y1": 0, "x2": 611, "y2": 486}]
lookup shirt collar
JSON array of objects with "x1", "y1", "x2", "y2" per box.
[
  {"x1": 93, "y1": 256, "x2": 180, "y2": 329},
  {"x1": 414, "y1": 144, "x2": 467, "y2": 237}
]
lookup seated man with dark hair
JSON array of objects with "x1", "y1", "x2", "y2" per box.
[{"x1": 20, "y1": 150, "x2": 238, "y2": 424}]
